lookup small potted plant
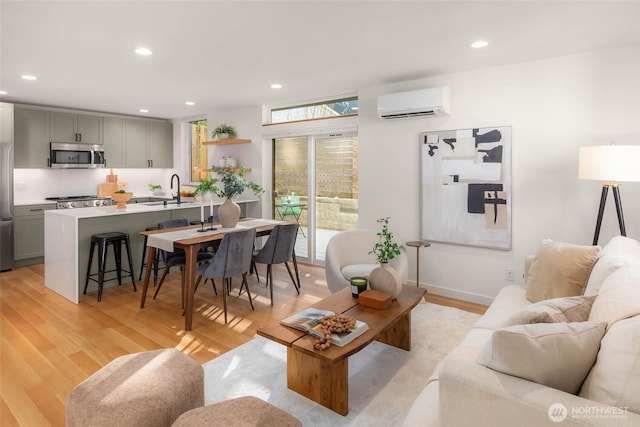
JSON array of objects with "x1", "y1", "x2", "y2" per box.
[
  {"x1": 148, "y1": 183, "x2": 162, "y2": 195},
  {"x1": 212, "y1": 123, "x2": 237, "y2": 140},
  {"x1": 193, "y1": 173, "x2": 218, "y2": 201},
  {"x1": 368, "y1": 217, "x2": 403, "y2": 299}
]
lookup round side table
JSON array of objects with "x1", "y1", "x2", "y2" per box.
[{"x1": 406, "y1": 240, "x2": 431, "y2": 287}]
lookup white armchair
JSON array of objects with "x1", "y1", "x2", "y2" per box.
[{"x1": 324, "y1": 229, "x2": 409, "y2": 294}]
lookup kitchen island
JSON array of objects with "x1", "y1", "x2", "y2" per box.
[{"x1": 44, "y1": 197, "x2": 259, "y2": 303}]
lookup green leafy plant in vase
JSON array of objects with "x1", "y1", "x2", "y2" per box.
[
  {"x1": 212, "y1": 123, "x2": 237, "y2": 140},
  {"x1": 368, "y1": 217, "x2": 403, "y2": 299},
  {"x1": 210, "y1": 166, "x2": 263, "y2": 227}
]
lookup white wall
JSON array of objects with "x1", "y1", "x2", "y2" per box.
[{"x1": 358, "y1": 46, "x2": 640, "y2": 304}]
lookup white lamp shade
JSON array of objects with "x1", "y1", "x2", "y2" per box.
[{"x1": 579, "y1": 145, "x2": 640, "y2": 182}]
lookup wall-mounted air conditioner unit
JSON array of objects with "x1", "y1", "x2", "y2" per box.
[{"x1": 377, "y1": 86, "x2": 451, "y2": 119}]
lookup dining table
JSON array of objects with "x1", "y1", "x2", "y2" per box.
[{"x1": 139, "y1": 218, "x2": 294, "y2": 331}]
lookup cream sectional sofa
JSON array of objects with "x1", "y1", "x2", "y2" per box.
[{"x1": 403, "y1": 236, "x2": 640, "y2": 427}]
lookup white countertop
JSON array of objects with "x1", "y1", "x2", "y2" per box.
[{"x1": 44, "y1": 197, "x2": 259, "y2": 219}]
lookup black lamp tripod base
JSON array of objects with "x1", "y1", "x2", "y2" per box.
[{"x1": 592, "y1": 184, "x2": 626, "y2": 245}]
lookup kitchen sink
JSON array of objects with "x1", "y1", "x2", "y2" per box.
[{"x1": 142, "y1": 201, "x2": 194, "y2": 206}]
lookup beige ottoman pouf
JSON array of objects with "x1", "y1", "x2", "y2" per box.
[
  {"x1": 171, "y1": 396, "x2": 302, "y2": 427},
  {"x1": 66, "y1": 348, "x2": 204, "y2": 427}
]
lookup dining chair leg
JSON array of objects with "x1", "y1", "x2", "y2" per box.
[
  {"x1": 292, "y1": 250, "x2": 301, "y2": 288},
  {"x1": 242, "y1": 273, "x2": 254, "y2": 310},
  {"x1": 153, "y1": 269, "x2": 170, "y2": 299},
  {"x1": 284, "y1": 262, "x2": 300, "y2": 293},
  {"x1": 222, "y1": 278, "x2": 228, "y2": 324},
  {"x1": 267, "y1": 264, "x2": 274, "y2": 306},
  {"x1": 251, "y1": 261, "x2": 260, "y2": 282}
]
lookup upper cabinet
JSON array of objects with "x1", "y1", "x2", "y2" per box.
[
  {"x1": 50, "y1": 111, "x2": 102, "y2": 144},
  {"x1": 14, "y1": 104, "x2": 173, "y2": 169},
  {"x1": 14, "y1": 106, "x2": 49, "y2": 168},
  {"x1": 123, "y1": 118, "x2": 173, "y2": 168},
  {"x1": 0, "y1": 103, "x2": 13, "y2": 144},
  {"x1": 103, "y1": 117, "x2": 125, "y2": 168}
]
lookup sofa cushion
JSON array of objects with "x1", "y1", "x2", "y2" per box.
[
  {"x1": 341, "y1": 263, "x2": 376, "y2": 280},
  {"x1": 473, "y1": 285, "x2": 530, "y2": 330},
  {"x1": 525, "y1": 240, "x2": 599, "y2": 303},
  {"x1": 579, "y1": 315, "x2": 640, "y2": 413},
  {"x1": 584, "y1": 235, "x2": 640, "y2": 295},
  {"x1": 588, "y1": 265, "x2": 640, "y2": 329},
  {"x1": 476, "y1": 322, "x2": 606, "y2": 394},
  {"x1": 503, "y1": 295, "x2": 596, "y2": 327}
]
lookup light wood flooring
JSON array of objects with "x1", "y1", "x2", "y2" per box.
[{"x1": 0, "y1": 262, "x2": 486, "y2": 426}]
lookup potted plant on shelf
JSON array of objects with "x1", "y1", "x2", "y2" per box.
[
  {"x1": 193, "y1": 173, "x2": 218, "y2": 201},
  {"x1": 368, "y1": 217, "x2": 404, "y2": 299},
  {"x1": 211, "y1": 123, "x2": 237, "y2": 140},
  {"x1": 210, "y1": 166, "x2": 263, "y2": 227}
]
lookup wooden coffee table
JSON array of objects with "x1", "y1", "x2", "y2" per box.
[{"x1": 257, "y1": 285, "x2": 426, "y2": 415}]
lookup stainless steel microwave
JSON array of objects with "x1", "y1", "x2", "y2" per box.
[{"x1": 50, "y1": 142, "x2": 106, "y2": 169}]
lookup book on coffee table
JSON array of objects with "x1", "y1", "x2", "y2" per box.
[{"x1": 280, "y1": 307, "x2": 369, "y2": 347}]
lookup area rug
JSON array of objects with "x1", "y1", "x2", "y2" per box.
[{"x1": 203, "y1": 301, "x2": 480, "y2": 426}]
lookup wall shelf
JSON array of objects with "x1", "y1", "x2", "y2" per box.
[
  {"x1": 202, "y1": 167, "x2": 251, "y2": 173},
  {"x1": 202, "y1": 138, "x2": 251, "y2": 145}
]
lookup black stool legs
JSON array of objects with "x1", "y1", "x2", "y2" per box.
[{"x1": 84, "y1": 232, "x2": 137, "y2": 302}]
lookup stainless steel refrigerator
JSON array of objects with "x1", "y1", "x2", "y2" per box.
[{"x1": 1, "y1": 102, "x2": 14, "y2": 272}]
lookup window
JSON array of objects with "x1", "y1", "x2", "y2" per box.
[
  {"x1": 271, "y1": 97, "x2": 358, "y2": 124},
  {"x1": 190, "y1": 119, "x2": 207, "y2": 181}
]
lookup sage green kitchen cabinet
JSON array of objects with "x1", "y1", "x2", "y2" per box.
[
  {"x1": 103, "y1": 117, "x2": 125, "y2": 168},
  {"x1": 0, "y1": 102, "x2": 13, "y2": 143},
  {"x1": 124, "y1": 119, "x2": 173, "y2": 168},
  {"x1": 14, "y1": 106, "x2": 50, "y2": 168},
  {"x1": 49, "y1": 111, "x2": 102, "y2": 144},
  {"x1": 14, "y1": 203, "x2": 56, "y2": 266},
  {"x1": 148, "y1": 120, "x2": 173, "y2": 168}
]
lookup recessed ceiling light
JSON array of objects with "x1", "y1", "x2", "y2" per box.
[
  {"x1": 270, "y1": 83, "x2": 282, "y2": 89},
  {"x1": 471, "y1": 40, "x2": 488, "y2": 48},
  {"x1": 21, "y1": 74, "x2": 37, "y2": 80},
  {"x1": 135, "y1": 47, "x2": 153, "y2": 56},
  {"x1": 0, "y1": 90, "x2": 6, "y2": 95},
  {"x1": 139, "y1": 109, "x2": 149, "y2": 113},
  {"x1": 185, "y1": 101, "x2": 195, "y2": 106}
]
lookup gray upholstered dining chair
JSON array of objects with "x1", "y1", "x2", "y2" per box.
[
  {"x1": 251, "y1": 222, "x2": 299, "y2": 306},
  {"x1": 153, "y1": 219, "x2": 213, "y2": 307},
  {"x1": 194, "y1": 227, "x2": 256, "y2": 324}
]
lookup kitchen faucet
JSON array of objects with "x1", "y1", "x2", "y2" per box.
[{"x1": 170, "y1": 174, "x2": 181, "y2": 205}]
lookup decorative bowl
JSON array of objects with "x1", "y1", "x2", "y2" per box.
[{"x1": 111, "y1": 192, "x2": 133, "y2": 208}]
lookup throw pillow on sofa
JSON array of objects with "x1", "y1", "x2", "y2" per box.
[
  {"x1": 476, "y1": 322, "x2": 606, "y2": 394},
  {"x1": 583, "y1": 236, "x2": 640, "y2": 295},
  {"x1": 589, "y1": 265, "x2": 640, "y2": 329},
  {"x1": 579, "y1": 314, "x2": 640, "y2": 413},
  {"x1": 503, "y1": 294, "x2": 596, "y2": 327},
  {"x1": 525, "y1": 240, "x2": 600, "y2": 303}
]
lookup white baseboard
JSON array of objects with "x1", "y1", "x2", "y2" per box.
[{"x1": 409, "y1": 280, "x2": 494, "y2": 306}]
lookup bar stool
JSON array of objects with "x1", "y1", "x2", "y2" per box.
[
  {"x1": 84, "y1": 232, "x2": 136, "y2": 301},
  {"x1": 139, "y1": 226, "x2": 161, "y2": 285}
]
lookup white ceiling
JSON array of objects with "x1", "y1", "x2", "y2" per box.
[{"x1": 2, "y1": 1, "x2": 640, "y2": 120}]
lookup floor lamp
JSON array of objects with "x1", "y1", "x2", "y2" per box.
[{"x1": 579, "y1": 144, "x2": 640, "y2": 245}]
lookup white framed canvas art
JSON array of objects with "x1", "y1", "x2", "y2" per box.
[{"x1": 420, "y1": 126, "x2": 512, "y2": 250}]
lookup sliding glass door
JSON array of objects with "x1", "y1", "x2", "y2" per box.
[{"x1": 273, "y1": 133, "x2": 358, "y2": 264}]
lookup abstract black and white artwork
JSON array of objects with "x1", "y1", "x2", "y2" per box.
[{"x1": 420, "y1": 126, "x2": 512, "y2": 250}]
